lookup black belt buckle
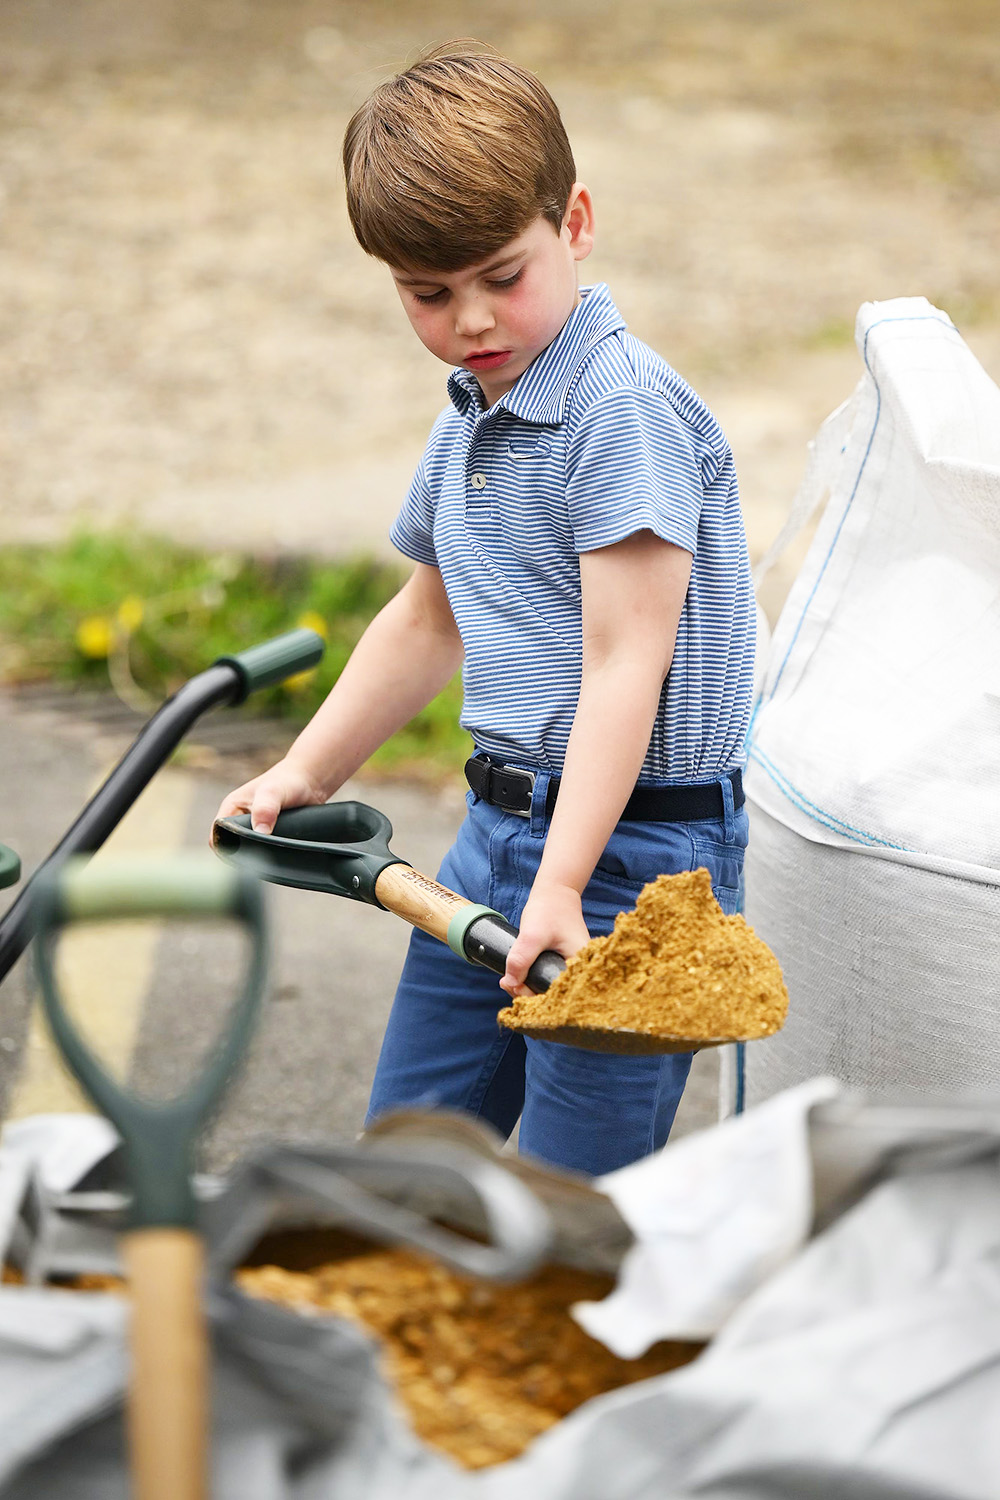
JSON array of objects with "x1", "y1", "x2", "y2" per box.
[{"x1": 465, "y1": 754, "x2": 535, "y2": 816}]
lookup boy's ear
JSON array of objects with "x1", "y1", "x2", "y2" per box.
[{"x1": 563, "y1": 182, "x2": 595, "y2": 262}]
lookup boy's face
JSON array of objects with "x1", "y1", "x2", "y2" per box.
[{"x1": 390, "y1": 184, "x2": 595, "y2": 406}]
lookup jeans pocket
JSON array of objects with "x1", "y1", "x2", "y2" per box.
[
  {"x1": 586, "y1": 822, "x2": 704, "y2": 937},
  {"x1": 590, "y1": 820, "x2": 697, "y2": 893},
  {"x1": 689, "y1": 835, "x2": 745, "y2": 915},
  {"x1": 588, "y1": 820, "x2": 746, "y2": 922}
]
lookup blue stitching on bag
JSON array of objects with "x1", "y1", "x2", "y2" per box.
[{"x1": 749, "y1": 745, "x2": 913, "y2": 851}]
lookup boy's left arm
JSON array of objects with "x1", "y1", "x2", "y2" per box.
[{"x1": 500, "y1": 529, "x2": 692, "y2": 996}]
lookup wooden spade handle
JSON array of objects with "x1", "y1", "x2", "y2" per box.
[
  {"x1": 121, "y1": 1228, "x2": 208, "y2": 1500},
  {"x1": 373, "y1": 863, "x2": 476, "y2": 943}
]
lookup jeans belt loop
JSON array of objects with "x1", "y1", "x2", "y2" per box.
[
  {"x1": 529, "y1": 769, "x2": 550, "y2": 839},
  {"x1": 721, "y1": 772, "x2": 736, "y2": 844}
]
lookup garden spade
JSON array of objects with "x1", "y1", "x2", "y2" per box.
[
  {"x1": 32, "y1": 854, "x2": 268, "y2": 1500},
  {"x1": 212, "y1": 802, "x2": 740, "y2": 1055}
]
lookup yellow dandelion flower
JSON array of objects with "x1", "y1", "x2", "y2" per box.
[
  {"x1": 116, "y1": 596, "x2": 145, "y2": 631},
  {"x1": 76, "y1": 616, "x2": 114, "y2": 659},
  {"x1": 297, "y1": 610, "x2": 329, "y2": 640}
]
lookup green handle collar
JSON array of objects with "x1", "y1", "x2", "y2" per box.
[{"x1": 446, "y1": 903, "x2": 503, "y2": 960}]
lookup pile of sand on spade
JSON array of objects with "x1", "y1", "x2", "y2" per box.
[{"x1": 498, "y1": 868, "x2": 789, "y2": 1042}]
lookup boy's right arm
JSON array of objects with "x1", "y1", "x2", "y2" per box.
[{"x1": 214, "y1": 562, "x2": 463, "y2": 834}]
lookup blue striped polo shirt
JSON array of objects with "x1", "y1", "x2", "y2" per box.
[{"x1": 391, "y1": 283, "x2": 754, "y2": 782}]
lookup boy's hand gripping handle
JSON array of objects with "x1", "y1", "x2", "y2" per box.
[{"x1": 373, "y1": 866, "x2": 567, "y2": 992}]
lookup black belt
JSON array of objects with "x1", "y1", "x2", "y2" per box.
[{"x1": 465, "y1": 752, "x2": 744, "y2": 823}]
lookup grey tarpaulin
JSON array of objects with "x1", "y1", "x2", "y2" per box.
[{"x1": 2, "y1": 1095, "x2": 1000, "y2": 1498}]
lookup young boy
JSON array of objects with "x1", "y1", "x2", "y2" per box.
[{"x1": 216, "y1": 41, "x2": 754, "y2": 1177}]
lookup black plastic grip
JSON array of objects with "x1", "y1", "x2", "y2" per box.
[{"x1": 462, "y1": 913, "x2": 567, "y2": 993}]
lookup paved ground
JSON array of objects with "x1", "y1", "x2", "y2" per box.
[{"x1": 0, "y1": 693, "x2": 721, "y2": 1169}]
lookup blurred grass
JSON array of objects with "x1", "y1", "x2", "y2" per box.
[{"x1": 0, "y1": 532, "x2": 470, "y2": 778}]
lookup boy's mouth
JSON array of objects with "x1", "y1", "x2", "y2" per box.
[{"x1": 464, "y1": 350, "x2": 513, "y2": 371}]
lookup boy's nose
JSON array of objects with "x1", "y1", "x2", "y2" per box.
[{"x1": 454, "y1": 297, "x2": 496, "y2": 339}]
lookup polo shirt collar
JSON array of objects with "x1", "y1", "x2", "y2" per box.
[{"x1": 447, "y1": 283, "x2": 626, "y2": 425}]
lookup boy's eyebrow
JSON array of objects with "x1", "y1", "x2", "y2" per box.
[{"x1": 394, "y1": 252, "x2": 523, "y2": 287}]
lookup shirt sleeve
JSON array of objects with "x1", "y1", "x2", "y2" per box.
[
  {"x1": 565, "y1": 387, "x2": 715, "y2": 555},
  {"x1": 389, "y1": 450, "x2": 438, "y2": 566}
]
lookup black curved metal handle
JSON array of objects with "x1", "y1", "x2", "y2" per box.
[{"x1": 0, "y1": 631, "x2": 325, "y2": 987}]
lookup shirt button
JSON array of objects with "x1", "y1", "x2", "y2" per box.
[{"x1": 470, "y1": 472, "x2": 487, "y2": 490}]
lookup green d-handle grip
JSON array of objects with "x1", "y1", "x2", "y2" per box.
[
  {"x1": 213, "y1": 803, "x2": 407, "y2": 907},
  {"x1": 212, "y1": 627, "x2": 325, "y2": 705},
  {"x1": 0, "y1": 844, "x2": 20, "y2": 890},
  {"x1": 214, "y1": 802, "x2": 567, "y2": 994},
  {"x1": 32, "y1": 853, "x2": 268, "y2": 1231}
]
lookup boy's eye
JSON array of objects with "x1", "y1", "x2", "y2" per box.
[
  {"x1": 413, "y1": 288, "x2": 448, "y2": 305},
  {"x1": 487, "y1": 269, "x2": 523, "y2": 290}
]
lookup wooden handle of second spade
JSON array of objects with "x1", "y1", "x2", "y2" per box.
[
  {"x1": 373, "y1": 863, "x2": 566, "y2": 992},
  {"x1": 121, "y1": 1228, "x2": 208, "y2": 1500}
]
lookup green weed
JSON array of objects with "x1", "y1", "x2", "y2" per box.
[{"x1": 0, "y1": 532, "x2": 470, "y2": 780}]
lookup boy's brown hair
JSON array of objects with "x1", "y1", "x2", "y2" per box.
[{"x1": 342, "y1": 40, "x2": 576, "y2": 272}]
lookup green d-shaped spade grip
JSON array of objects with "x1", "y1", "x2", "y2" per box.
[
  {"x1": 32, "y1": 853, "x2": 268, "y2": 1231},
  {"x1": 33, "y1": 856, "x2": 270, "y2": 1499},
  {"x1": 213, "y1": 802, "x2": 566, "y2": 995},
  {"x1": 214, "y1": 801, "x2": 406, "y2": 906}
]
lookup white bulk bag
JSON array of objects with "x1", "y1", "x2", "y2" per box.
[
  {"x1": 744, "y1": 297, "x2": 1000, "y2": 1103},
  {"x1": 6, "y1": 1098, "x2": 1000, "y2": 1499}
]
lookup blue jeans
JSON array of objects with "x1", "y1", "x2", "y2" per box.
[{"x1": 366, "y1": 767, "x2": 748, "y2": 1177}]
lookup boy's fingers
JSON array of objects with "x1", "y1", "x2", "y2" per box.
[
  {"x1": 216, "y1": 780, "x2": 262, "y2": 819},
  {"x1": 249, "y1": 789, "x2": 282, "y2": 834},
  {"x1": 211, "y1": 794, "x2": 247, "y2": 845},
  {"x1": 500, "y1": 937, "x2": 535, "y2": 995}
]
